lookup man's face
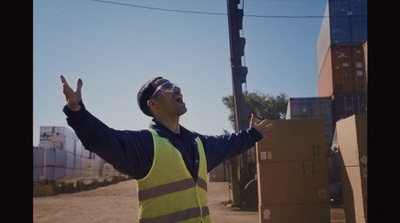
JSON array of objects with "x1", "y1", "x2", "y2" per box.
[{"x1": 149, "y1": 79, "x2": 187, "y2": 117}]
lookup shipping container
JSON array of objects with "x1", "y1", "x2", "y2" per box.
[
  {"x1": 331, "y1": 46, "x2": 367, "y2": 95},
  {"x1": 256, "y1": 118, "x2": 330, "y2": 223},
  {"x1": 336, "y1": 114, "x2": 367, "y2": 223},
  {"x1": 329, "y1": 0, "x2": 367, "y2": 46},
  {"x1": 318, "y1": 47, "x2": 334, "y2": 97},
  {"x1": 332, "y1": 94, "x2": 367, "y2": 123},
  {"x1": 318, "y1": 45, "x2": 367, "y2": 97},
  {"x1": 286, "y1": 97, "x2": 334, "y2": 153},
  {"x1": 317, "y1": 2, "x2": 331, "y2": 76}
]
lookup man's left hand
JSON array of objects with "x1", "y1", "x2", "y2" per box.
[{"x1": 249, "y1": 113, "x2": 276, "y2": 138}]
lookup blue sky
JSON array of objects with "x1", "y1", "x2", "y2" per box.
[{"x1": 33, "y1": 0, "x2": 327, "y2": 146}]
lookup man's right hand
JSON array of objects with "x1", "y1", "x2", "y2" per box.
[{"x1": 60, "y1": 75, "x2": 83, "y2": 111}]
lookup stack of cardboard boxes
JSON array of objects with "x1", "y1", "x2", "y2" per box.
[
  {"x1": 336, "y1": 114, "x2": 367, "y2": 223},
  {"x1": 256, "y1": 118, "x2": 330, "y2": 222}
]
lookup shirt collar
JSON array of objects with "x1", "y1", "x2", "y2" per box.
[{"x1": 148, "y1": 119, "x2": 195, "y2": 140}]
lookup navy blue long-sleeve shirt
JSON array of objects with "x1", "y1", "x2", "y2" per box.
[{"x1": 63, "y1": 102, "x2": 263, "y2": 181}]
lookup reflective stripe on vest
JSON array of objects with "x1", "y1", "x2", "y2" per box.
[
  {"x1": 138, "y1": 178, "x2": 207, "y2": 201},
  {"x1": 136, "y1": 129, "x2": 211, "y2": 223}
]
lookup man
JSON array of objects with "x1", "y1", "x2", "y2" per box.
[{"x1": 60, "y1": 75, "x2": 274, "y2": 223}]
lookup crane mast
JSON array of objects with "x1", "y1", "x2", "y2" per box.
[{"x1": 226, "y1": 0, "x2": 253, "y2": 207}]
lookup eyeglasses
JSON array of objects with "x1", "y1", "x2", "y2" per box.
[{"x1": 151, "y1": 82, "x2": 180, "y2": 98}]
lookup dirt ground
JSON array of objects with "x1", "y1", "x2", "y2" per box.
[{"x1": 33, "y1": 180, "x2": 344, "y2": 223}]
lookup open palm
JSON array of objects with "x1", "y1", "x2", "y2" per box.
[{"x1": 249, "y1": 113, "x2": 275, "y2": 137}]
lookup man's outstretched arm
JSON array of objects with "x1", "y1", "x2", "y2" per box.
[
  {"x1": 200, "y1": 113, "x2": 276, "y2": 172},
  {"x1": 60, "y1": 75, "x2": 154, "y2": 179}
]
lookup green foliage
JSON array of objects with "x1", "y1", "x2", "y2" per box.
[{"x1": 222, "y1": 91, "x2": 289, "y2": 129}]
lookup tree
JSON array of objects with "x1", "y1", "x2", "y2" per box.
[{"x1": 222, "y1": 92, "x2": 288, "y2": 129}]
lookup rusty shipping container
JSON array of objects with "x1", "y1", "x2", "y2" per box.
[
  {"x1": 318, "y1": 45, "x2": 367, "y2": 97},
  {"x1": 331, "y1": 46, "x2": 367, "y2": 96},
  {"x1": 332, "y1": 94, "x2": 367, "y2": 123}
]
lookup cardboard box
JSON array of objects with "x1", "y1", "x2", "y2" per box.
[
  {"x1": 336, "y1": 114, "x2": 367, "y2": 167},
  {"x1": 336, "y1": 114, "x2": 367, "y2": 223},
  {"x1": 259, "y1": 203, "x2": 330, "y2": 223},
  {"x1": 341, "y1": 166, "x2": 367, "y2": 223},
  {"x1": 256, "y1": 118, "x2": 330, "y2": 223},
  {"x1": 257, "y1": 161, "x2": 329, "y2": 205},
  {"x1": 257, "y1": 118, "x2": 327, "y2": 163},
  {"x1": 286, "y1": 97, "x2": 334, "y2": 152}
]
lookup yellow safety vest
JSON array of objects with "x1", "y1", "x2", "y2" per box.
[{"x1": 136, "y1": 129, "x2": 211, "y2": 223}]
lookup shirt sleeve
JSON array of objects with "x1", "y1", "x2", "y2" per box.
[
  {"x1": 63, "y1": 102, "x2": 153, "y2": 180},
  {"x1": 198, "y1": 127, "x2": 263, "y2": 172}
]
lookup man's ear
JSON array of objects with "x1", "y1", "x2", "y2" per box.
[{"x1": 147, "y1": 99, "x2": 157, "y2": 109}]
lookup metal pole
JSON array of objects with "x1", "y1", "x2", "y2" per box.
[{"x1": 226, "y1": 0, "x2": 251, "y2": 206}]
